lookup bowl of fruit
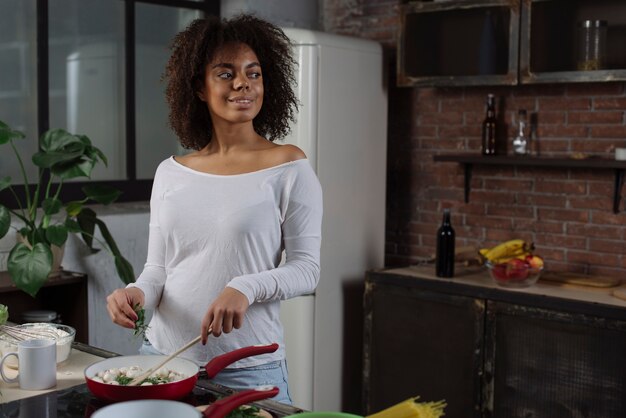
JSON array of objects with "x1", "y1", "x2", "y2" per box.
[{"x1": 480, "y1": 239, "x2": 544, "y2": 288}]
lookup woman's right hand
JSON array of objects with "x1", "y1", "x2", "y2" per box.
[{"x1": 106, "y1": 287, "x2": 145, "y2": 329}]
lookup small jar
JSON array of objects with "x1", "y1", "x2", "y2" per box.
[{"x1": 577, "y1": 20, "x2": 607, "y2": 71}]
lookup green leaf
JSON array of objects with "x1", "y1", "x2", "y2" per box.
[
  {"x1": 45, "y1": 225, "x2": 68, "y2": 247},
  {"x1": 7, "y1": 243, "x2": 53, "y2": 297},
  {"x1": 65, "y1": 201, "x2": 84, "y2": 217},
  {"x1": 115, "y1": 255, "x2": 136, "y2": 285},
  {"x1": 76, "y1": 208, "x2": 96, "y2": 249},
  {"x1": 95, "y1": 217, "x2": 135, "y2": 285},
  {"x1": 64, "y1": 218, "x2": 82, "y2": 233},
  {"x1": 0, "y1": 304, "x2": 8, "y2": 325},
  {"x1": 0, "y1": 121, "x2": 25, "y2": 145},
  {"x1": 39, "y1": 128, "x2": 81, "y2": 152},
  {"x1": 32, "y1": 147, "x2": 85, "y2": 169},
  {"x1": 83, "y1": 184, "x2": 122, "y2": 205},
  {"x1": 0, "y1": 176, "x2": 12, "y2": 192},
  {"x1": 51, "y1": 157, "x2": 95, "y2": 179},
  {"x1": 42, "y1": 198, "x2": 62, "y2": 216},
  {"x1": 0, "y1": 205, "x2": 10, "y2": 239}
]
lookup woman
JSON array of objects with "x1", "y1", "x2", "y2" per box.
[{"x1": 106, "y1": 14, "x2": 322, "y2": 404}]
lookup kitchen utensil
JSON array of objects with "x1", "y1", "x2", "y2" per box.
[
  {"x1": 540, "y1": 271, "x2": 621, "y2": 288},
  {"x1": 85, "y1": 343, "x2": 279, "y2": 402},
  {"x1": 0, "y1": 323, "x2": 75, "y2": 364},
  {"x1": 0, "y1": 324, "x2": 61, "y2": 342},
  {"x1": 127, "y1": 334, "x2": 201, "y2": 386},
  {"x1": 0, "y1": 339, "x2": 56, "y2": 390},
  {"x1": 611, "y1": 288, "x2": 626, "y2": 302},
  {"x1": 91, "y1": 386, "x2": 279, "y2": 418}
]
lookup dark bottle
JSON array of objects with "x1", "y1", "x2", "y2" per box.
[
  {"x1": 436, "y1": 208, "x2": 455, "y2": 278},
  {"x1": 481, "y1": 94, "x2": 497, "y2": 155}
]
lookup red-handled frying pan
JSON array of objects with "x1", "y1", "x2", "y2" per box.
[{"x1": 85, "y1": 343, "x2": 279, "y2": 402}]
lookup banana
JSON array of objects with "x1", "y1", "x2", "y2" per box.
[
  {"x1": 491, "y1": 253, "x2": 532, "y2": 264},
  {"x1": 483, "y1": 239, "x2": 533, "y2": 262}
]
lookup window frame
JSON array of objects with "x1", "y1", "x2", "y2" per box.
[{"x1": 0, "y1": 0, "x2": 219, "y2": 209}]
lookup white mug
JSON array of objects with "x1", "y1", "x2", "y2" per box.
[{"x1": 0, "y1": 339, "x2": 57, "y2": 390}]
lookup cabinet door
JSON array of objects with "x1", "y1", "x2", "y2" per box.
[
  {"x1": 397, "y1": 0, "x2": 519, "y2": 87},
  {"x1": 363, "y1": 282, "x2": 484, "y2": 418},
  {"x1": 520, "y1": 0, "x2": 626, "y2": 83},
  {"x1": 485, "y1": 301, "x2": 626, "y2": 418}
]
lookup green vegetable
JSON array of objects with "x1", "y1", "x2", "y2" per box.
[
  {"x1": 115, "y1": 375, "x2": 133, "y2": 385},
  {"x1": 114, "y1": 375, "x2": 169, "y2": 386},
  {"x1": 133, "y1": 304, "x2": 149, "y2": 338},
  {"x1": 225, "y1": 405, "x2": 261, "y2": 418},
  {"x1": 0, "y1": 304, "x2": 8, "y2": 325}
]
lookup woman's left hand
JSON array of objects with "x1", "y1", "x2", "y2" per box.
[{"x1": 201, "y1": 287, "x2": 250, "y2": 344}]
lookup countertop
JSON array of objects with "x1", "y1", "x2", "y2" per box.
[
  {"x1": 0, "y1": 342, "x2": 303, "y2": 417},
  {"x1": 368, "y1": 264, "x2": 626, "y2": 320}
]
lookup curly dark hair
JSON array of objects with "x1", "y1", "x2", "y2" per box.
[{"x1": 164, "y1": 14, "x2": 298, "y2": 150}]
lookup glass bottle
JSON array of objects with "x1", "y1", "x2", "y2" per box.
[
  {"x1": 436, "y1": 208, "x2": 455, "y2": 278},
  {"x1": 481, "y1": 94, "x2": 497, "y2": 155},
  {"x1": 512, "y1": 109, "x2": 528, "y2": 155}
]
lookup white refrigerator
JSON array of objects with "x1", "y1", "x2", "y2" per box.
[{"x1": 279, "y1": 28, "x2": 387, "y2": 412}]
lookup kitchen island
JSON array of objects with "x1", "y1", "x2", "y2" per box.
[{"x1": 0, "y1": 342, "x2": 303, "y2": 417}]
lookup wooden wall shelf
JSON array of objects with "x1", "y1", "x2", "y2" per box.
[{"x1": 433, "y1": 153, "x2": 626, "y2": 213}]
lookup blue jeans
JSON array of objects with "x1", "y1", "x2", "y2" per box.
[{"x1": 139, "y1": 341, "x2": 292, "y2": 404}]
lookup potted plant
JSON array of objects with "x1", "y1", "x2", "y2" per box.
[{"x1": 0, "y1": 119, "x2": 135, "y2": 297}]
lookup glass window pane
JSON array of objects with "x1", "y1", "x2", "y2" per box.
[
  {"x1": 49, "y1": 0, "x2": 125, "y2": 181},
  {"x1": 0, "y1": 0, "x2": 38, "y2": 186},
  {"x1": 135, "y1": 4, "x2": 200, "y2": 179}
]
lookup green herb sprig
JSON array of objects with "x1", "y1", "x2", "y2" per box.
[
  {"x1": 133, "y1": 304, "x2": 149, "y2": 338},
  {"x1": 225, "y1": 405, "x2": 261, "y2": 418}
]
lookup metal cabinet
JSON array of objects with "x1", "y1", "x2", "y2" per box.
[
  {"x1": 398, "y1": 0, "x2": 519, "y2": 87},
  {"x1": 363, "y1": 282, "x2": 484, "y2": 417},
  {"x1": 363, "y1": 268, "x2": 626, "y2": 418},
  {"x1": 520, "y1": 0, "x2": 626, "y2": 84},
  {"x1": 485, "y1": 301, "x2": 626, "y2": 417},
  {"x1": 398, "y1": 0, "x2": 626, "y2": 87}
]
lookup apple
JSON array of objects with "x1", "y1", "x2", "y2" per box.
[
  {"x1": 505, "y1": 258, "x2": 529, "y2": 281},
  {"x1": 491, "y1": 263, "x2": 508, "y2": 280},
  {"x1": 524, "y1": 254, "x2": 544, "y2": 268}
]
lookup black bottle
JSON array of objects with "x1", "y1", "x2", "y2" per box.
[
  {"x1": 436, "y1": 209, "x2": 455, "y2": 278},
  {"x1": 481, "y1": 94, "x2": 497, "y2": 155}
]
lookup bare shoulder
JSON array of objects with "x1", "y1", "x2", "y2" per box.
[{"x1": 266, "y1": 143, "x2": 307, "y2": 165}]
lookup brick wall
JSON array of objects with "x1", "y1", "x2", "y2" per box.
[{"x1": 324, "y1": 0, "x2": 626, "y2": 277}]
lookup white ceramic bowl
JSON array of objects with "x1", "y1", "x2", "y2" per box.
[
  {"x1": 92, "y1": 400, "x2": 202, "y2": 418},
  {"x1": 0, "y1": 322, "x2": 76, "y2": 364}
]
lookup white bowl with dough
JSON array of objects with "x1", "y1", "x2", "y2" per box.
[{"x1": 0, "y1": 322, "x2": 76, "y2": 365}]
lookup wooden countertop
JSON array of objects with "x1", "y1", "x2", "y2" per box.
[{"x1": 375, "y1": 264, "x2": 626, "y2": 309}]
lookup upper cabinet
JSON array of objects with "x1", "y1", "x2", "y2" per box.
[
  {"x1": 398, "y1": 0, "x2": 626, "y2": 87},
  {"x1": 521, "y1": 0, "x2": 626, "y2": 84}
]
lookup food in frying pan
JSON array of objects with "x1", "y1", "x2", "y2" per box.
[{"x1": 90, "y1": 365, "x2": 187, "y2": 386}]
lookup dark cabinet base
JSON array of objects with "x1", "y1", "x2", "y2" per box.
[{"x1": 364, "y1": 268, "x2": 626, "y2": 418}]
